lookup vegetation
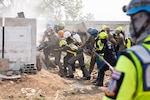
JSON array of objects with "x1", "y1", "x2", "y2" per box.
[{"x1": 0, "y1": 0, "x2": 95, "y2": 21}]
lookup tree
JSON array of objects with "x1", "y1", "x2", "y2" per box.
[
  {"x1": 83, "y1": 13, "x2": 95, "y2": 21},
  {"x1": 0, "y1": 0, "x2": 84, "y2": 21}
]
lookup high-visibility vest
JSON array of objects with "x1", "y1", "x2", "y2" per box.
[
  {"x1": 126, "y1": 38, "x2": 132, "y2": 48},
  {"x1": 126, "y1": 44, "x2": 150, "y2": 99},
  {"x1": 95, "y1": 38, "x2": 104, "y2": 56}
]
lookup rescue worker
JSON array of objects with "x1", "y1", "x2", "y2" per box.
[
  {"x1": 103, "y1": 0, "x2": 150, "y2": 99},
  {"x1": 94, "y1": 32, "x2": 116, "y2": 86},
  {"x1": 54, "y1": 21, "x2": 65, "y2": 33},
  {"x1": 92, "y1": 32, "x2": 105, "y2": 84},
  {"x1": 117, "y1": 26, "x2": 125, "y2": 40},
  {"x1": 115, "y1": 27, "x2": 126, "y2": 55},
  {"x1": 58, "y1": 31, "x2": 90, "y2": 79},
  {"x1": 81, "y1": 28, "x2": 99, "y2": 75},
  {"x1": 105, "y1": 26, "x2": 117, "y2": 57},
  {"x1": 40, "y1": 22, "x2": 64, "y2": 76},
  {"x1": 105, "y1": 26, "x2": 117, "y2": 46},
  {"x1": 71, "y1": 31, "x2": 83, "y2": 46},
  {"x1": 71, "y1": 31, "x2": 83, "y2": 72},
  {"x1": 58, "y1": 30, "x2": 64, "y2": 40}
]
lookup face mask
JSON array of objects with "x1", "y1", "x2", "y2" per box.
[{"x1": 130, "y1": 11, "x2": 149, "y2": 38}]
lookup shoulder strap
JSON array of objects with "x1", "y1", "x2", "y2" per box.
[{"x1": 128, "y1": 45, "x2": 150, "y2": 63}]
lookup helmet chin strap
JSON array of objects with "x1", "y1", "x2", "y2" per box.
[{"x1": 131, "y1": 12, "x2": 150, "y2": 39}]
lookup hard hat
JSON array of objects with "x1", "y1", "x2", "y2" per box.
[
  {"x1": 59, "y1": 40, "x2": 67, "y2": 47},
  {"x1": 87, "y1": 27, "x2": 93, "y2": 33},
  {"x1": 118, "y1": 26, "x2": 123, "y2": 32},
  {"x1": 126, "y1": 0, "x2": 150, "y2": 15},
  {"x1": 99, "y1": 32, "x2": 108, "y2": 39},
  {"x1": 59, "y1": 22, "x2": 65, "y2": 29},
  {"x1": 101, "y1": 25, "x2": 107, "y2": 30},
  {"x1": 46, "y1": 22, "x2": 52, "y2": 28},
  {"x1": 90, "y1": 28, "x2": 99, "y2": 36},
  {"x1": 115, "y1": 27, "x2": 121, "y2": 33},
  {"x1": 58, "y1": 30, "x2": 64, "y2": 37},
  {"x1": 64, "y1": 31, "x2": 71, "y2": 39}
]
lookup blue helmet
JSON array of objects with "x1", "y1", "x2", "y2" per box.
[
  {"x1": 126, "y1": 0, "x2": 150, "y2": 15},
  {"x1": 88, "y1": 28, "x2": 99, "y2": 36},
  {"x1": 46, "y1": 22, "x2": 52, "y2": 28},
  {"x1": 87, "y1": 27, "x2": 93, "y2": 33}
]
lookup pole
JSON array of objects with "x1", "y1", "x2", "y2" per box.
[{"x1": 92, "y1": 50, "x2": 114, "y2": 71}]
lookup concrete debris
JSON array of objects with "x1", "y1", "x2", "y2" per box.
[{"x1": 0, "y1": 73, "x2": 21, "y2": 79}]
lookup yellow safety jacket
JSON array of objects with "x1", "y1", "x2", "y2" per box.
[
  {"x1": 95, "y1": 37, "x2": 104, "y2": 56},
  {"x1": 103, "y1": 36, "x2": 150, "y2": 100},
  {"x1": 126, "y1": 38, "x2": 132, "y2": 48}
]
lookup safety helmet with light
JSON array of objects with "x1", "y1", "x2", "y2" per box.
[{"x1": 124, "y1": 0, "x2": 150, "y2": 40}]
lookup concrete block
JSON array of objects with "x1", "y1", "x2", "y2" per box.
[{"x1": 0, "y1": 58, "x2": 9, "y2": 72}]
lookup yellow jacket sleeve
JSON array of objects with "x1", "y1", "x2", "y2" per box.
[{"x1": 103, "y1": 55, "x2": 137, "y2": 100}]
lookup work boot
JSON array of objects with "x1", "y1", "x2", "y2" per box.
[
  {"x1": 81, "y1": 66, "x2": 90, "y2": 77},
  {"x1": 92, "y1": 79, "x2": 97, "y2": 84},
  {"x1": 58, "y1": 69, "x2": 66, "y2": 77},
  {"x1": 94, "y1": 80, "x2": 103, "y2": 86},
  {"x1": 81, "y1": 76, "x2": 91, "y2": 80},
  {"x1": 66, "y1": 75, "x2": 74, "y2": 78}
]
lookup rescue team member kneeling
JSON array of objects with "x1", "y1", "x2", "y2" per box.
[
  {"x1": 103, "y1": 0, "x2": 150, "y2": 100},
  {"x1": 57, "y1": 31, "x2": 90, "y2": 80}
]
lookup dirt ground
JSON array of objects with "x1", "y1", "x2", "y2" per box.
[{"x1": 0, "y1": 53, "x2": 111, "y2": 100}]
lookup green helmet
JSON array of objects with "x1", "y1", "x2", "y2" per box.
[{"x1": 59, "y1": 22, "x2": 65, "y2": 30}]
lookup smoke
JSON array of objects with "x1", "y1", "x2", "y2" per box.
[
  {"x1": 1, "y1": 0, "x2": 42, "y2": 18},
  {"x1": 0, "y1": 0, "x2": 52, "y2": 46}
]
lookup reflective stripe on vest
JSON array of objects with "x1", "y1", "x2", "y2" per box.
[
  {"x1": 129, "y1": 45, "x2": 150, "y2": 63},
  {"x1": 129, "y1": 45, "x2": 150, "y2": 93},
  {"x1": 67, "y1": 50, "x2": 77, "y2": 56}
]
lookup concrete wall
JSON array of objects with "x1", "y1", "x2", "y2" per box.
[
  {"x1": 0, "y1": 17, "x2": 2, "y2": 26},
  {"x1": 1, "y1": 17, "x2": 36, "y2": 69}
]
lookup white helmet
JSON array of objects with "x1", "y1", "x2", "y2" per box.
[{"x1": 64, "y1": 31, "x2": 71, "y2": 39}]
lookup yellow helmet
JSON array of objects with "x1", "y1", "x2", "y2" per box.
[
  {"x1": 59, "y1": 40, "x2": 67, "y2": 47},
  {"x1": 117, "y1": 26, "x2": 123, "y2": 31},
  {"x1": 99, "y1": 32, "x2": 108, "y2": 39},
  {"x1": 101, "y1": 25, "x2": 107, "y2": 30}
]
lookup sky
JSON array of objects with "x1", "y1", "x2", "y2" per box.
[{"x1": 82, "y1": 0, "x2": 131, "y2": 21}]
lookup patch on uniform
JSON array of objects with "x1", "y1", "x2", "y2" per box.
[
  {"x1": 143, "y1": 64, "x2": 150, "y2": 91},
  {"x1": 105, "y1": 70, "x2": 124, "y2": 99}
]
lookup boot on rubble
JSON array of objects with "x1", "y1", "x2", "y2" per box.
[
  {"x1": 94, "y1": 78, "x2": 103, "y2": 86},
  {"x1": 81, "y1": 66, "x2": 91, "y2": 80},
  {"x1": 66, "y1": 65, "x2": 74, "y2": 78},
  {"x1": 58, "y1": 68, "x2": 66, "y2": 77},
  {"x1": 92, "y1": 79, "x2": 98, "y2": 84},
  {"x1": 94, "y1": 81, "x2": 103, "y2": 86}
]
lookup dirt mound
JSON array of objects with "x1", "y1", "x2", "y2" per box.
[{"x1": 0, "y1": 68, "x2": 110, "y2": 100}]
